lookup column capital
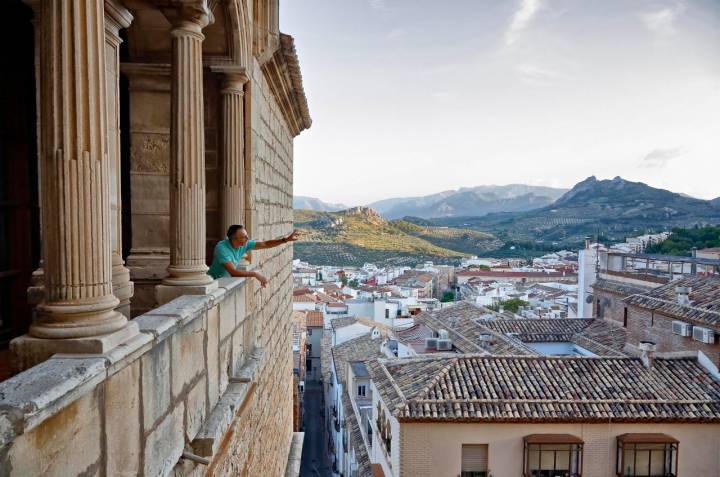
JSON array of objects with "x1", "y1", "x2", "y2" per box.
[
  {"x1": 156, "y1": 0, "x2": 212, "y2": 33},
  {"x1": 210, "y1": 65, "x2": 249, "y2": 93}
]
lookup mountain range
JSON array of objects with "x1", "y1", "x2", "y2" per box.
[
  {"x1": 296, "y1": 184, "x2": 568, "y2": 219},
  {"x1": 293, "y1": 196, "x2": 348, "y2": 212},
  {"x1": 426, "y1": 176, "x2": 720, "y2": 244},
  {"x1": 293, "y1": 177, "x2": 720, "y2": 263},
  {"x1": 367, "y1": 184, "x2": 568, "y2": 219}
]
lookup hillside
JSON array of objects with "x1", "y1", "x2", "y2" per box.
[
  {"x1": 293, "y1": 207, "x2": 499, "y2": 266},
  {"x1": 293, "y1": 196, "x2": 348, "y2": 212},
  {"x1": 368, "y1": 184, "x2": 567, "y2": 219},
  {"x1": 428, "y1": 177, "x2": 720, "y2": 246}
]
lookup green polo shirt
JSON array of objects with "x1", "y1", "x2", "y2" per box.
[{"x1": 208, "y1": 238, "x2": 256, "y2": 279}]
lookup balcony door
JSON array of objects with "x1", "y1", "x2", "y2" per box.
[{"x1": 0, "y1": 0, "x2": 40, "y2": 349}]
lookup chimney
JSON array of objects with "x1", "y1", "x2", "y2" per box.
[
  {"x1": 639, "y1": 341, "x2": 656, "y2": 369},
  {"x1": 584, "y1": 236, "x2": 591, "y2": 250},
  {"x1": 691, "y1": 247, "x2": 697, "y2": 258},
  {"x1": 675, "y1": 286, "x2": 691, "y2": 306}
]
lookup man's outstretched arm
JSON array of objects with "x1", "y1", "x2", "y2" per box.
[
  {"x1": 253, "y1": 229, "x2": 301, "y2": 250},
  {"x1": 222, "y1": 262, "x2": 268, "y2": 287}
]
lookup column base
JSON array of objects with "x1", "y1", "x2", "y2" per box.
[
  {"x1": 155, "y1": 281, "x2": 219, "y2": 305},
  {"x1": 10, "y1": 322, "x2": 140, "y2": 371}
]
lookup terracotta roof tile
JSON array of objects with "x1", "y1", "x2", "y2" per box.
[
  {"x1": 368, "y1": 354, "x2": 720, "y2": 423},
  {"x1": 306, "y1": 311, "x2": 324, "y2": 328}
]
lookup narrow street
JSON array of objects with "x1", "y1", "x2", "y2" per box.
[{"x1": 299, "y1": 379, "x2": 331, "y2": 477}]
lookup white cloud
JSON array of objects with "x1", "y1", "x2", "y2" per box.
[
  {"x1": 505, "y1": 0, "x2": 543, "y2": 46},
  {"x1": 639, "y1": 2, "x2": 686, "y2": 36},
  {"x1": 516, "y1": 63, "x2": 564, "y2": 85},
  {"x1": 638, "y1": 147, "x2": 686, "y2": 168},
  {"x1": 368, "y1": 0, "x2": 387, "y2": 12}
]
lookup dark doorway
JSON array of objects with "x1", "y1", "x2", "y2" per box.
[{"x1": 0, "y1": 1, "x2": 40, "y2": 349}]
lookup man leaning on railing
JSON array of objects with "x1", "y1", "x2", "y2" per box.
[{"x1": 208, "y1": 224, "x2": 300, "y2": 287}]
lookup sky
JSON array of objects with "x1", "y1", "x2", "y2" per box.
[{"x1": 280, "y1": 0, "x2": 720, "y2": 205}]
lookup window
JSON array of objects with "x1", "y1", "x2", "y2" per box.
[
  {"x1": 307, "y1": 328, "x2": 312, "y2": 336},
  {"x1": 623, "y1": 307, "x2": 628, "y2": 327},
  {"x1": 306, "y1": 359, "x2": 312, "y2": 371},
  {"x1": 461, "y1": 444, "x2": 488, "y2": 477},
  {"x1": 357, "y1": 384, "x2": 366, "y2": 397},
  {"x1": 616, "y1": 434, "x2": 678, "y2": 477},
  {"x1": 524, "y1": 435, "x2": 583, "y2": 477},
  {"x1": 306, "y1": 343, "x2": 312, "y2": 354},
  {"x1": 385, "y1": 309, "x2": 389, "y2": 319}
]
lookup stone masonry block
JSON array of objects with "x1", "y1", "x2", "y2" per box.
[
  {"x1": 171, "y1": 315, "x2": 207, "y2": 400},
  {"x1": 144, "y1": 402, "x2": 184, "y2": 477},
  {"x1": 219, "y1": 291, "x2": 236, "y2": 342},
  {"x1": 219, "y1": 338, "x2": 232, "y2": 397},
  {"x1": 2, "y1": 387, "x2": 102, "y2": 476},
  {"x1": 105, "y1": 359, "x2": 141, "y2": 477},
  {"x1": 141, "y1": 339, "x2": 171, "y2": 431},
  {"x1": 206, "y1": 305, "x2": 220, "y2": 410},
  {"x1": 185, "y1": 375, "x2": 207, "y2": 442}
]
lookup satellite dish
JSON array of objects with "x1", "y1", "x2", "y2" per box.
[{"x1": 585, "y1": 294, "x2": 594, "y2": 304}]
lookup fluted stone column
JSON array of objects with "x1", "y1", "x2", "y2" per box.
[
  {"x1": 212, "y1": 66, "x2": 248, "y2": 235},
  {"x1": 156, "y1": 2, "x2": 217, "y2": 304},
  {"x1": 105, "y1": 0, "x2": 134, "y2": 318},
  {"x1": 12, "y1": 0, "x2": 138, "y2": 364}
]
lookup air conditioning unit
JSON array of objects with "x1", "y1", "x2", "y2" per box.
[
  {"x1": 671, "y1": 320, "x2": 692, "y2": 337},
  {"x1": 425, "y1": 337, "x2": 438, "y2": 349},
  {"x1": 693, "y1": 326, "x2": 715, "y2": 344},
  {"x1": 438, "y1": 329, "x2": 449, "y2": 339},
  {"x1": 437, "y1": 338, "x2": 453, "y2": 351}
]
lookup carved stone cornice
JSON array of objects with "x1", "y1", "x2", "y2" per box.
[
  {"x1": 261, "y1": 33, "x2": 311, "y2": 137},
  {"x1": 105, "y1": 0, "x2": 133, "y2": 34}
]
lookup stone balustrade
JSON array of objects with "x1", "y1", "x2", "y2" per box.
[{"x1": 0, "y1": 277, "x2": 259, "y2": 476}]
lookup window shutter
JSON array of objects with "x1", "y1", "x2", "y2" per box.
[{"x1": 462, "y1": 444, "x2": 488, "y2": 471}]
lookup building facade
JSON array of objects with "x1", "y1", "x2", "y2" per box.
[{"x1": 0, "y1": 0, "x2": 310, "y2": 476}]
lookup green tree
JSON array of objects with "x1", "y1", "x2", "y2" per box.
[
  {"x1": 441, "y1": 291, "x2": 455, "y2": 303},
  {"x1": 489, "y1": 298, "x2": 528, "y2": 313},
  {"x1": 349, "y1": 279, "x2": 359, "y2": 287},
  {"x1": 645, "y1": 226, "x2": 720, "y2": 256}
]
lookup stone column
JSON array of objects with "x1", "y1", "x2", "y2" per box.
[
  {"x1": 156, "y1": 2, "x2": 217, "y2": 304},
  {"x1": 211, "y1": 66, "x2": 248, "y2": 235},
  {"x1": 105, "y1": 0, "x2": 134, "y2": 318},
  {"x1": 12, "y1": 0, "x2": 137, "y2": 363}
]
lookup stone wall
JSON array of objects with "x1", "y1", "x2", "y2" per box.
[
  {"x1": 0, "y1": 53, "x2": 298, "y2": 477},
  {"x1": 206, "y1": 55, "x2": 295, "y2": 477},
  {"x1": 0, "y1": 278, "x2": 256, "y2": 477}
]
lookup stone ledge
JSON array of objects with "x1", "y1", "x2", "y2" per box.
[
  {"x1": 148, "y1": 294, "x2": 215, "y2": 327},
  {"x1": 191, "y1": 381, "x2": 252, "y2": 457},
  {"x1": 284, "y1": 432, "x2": 305, "y2": 477},
  {"x1": 54, "y1": 331, "x2": 154, "y2": 378},
  {"x1": 0, "y1": 357, "x2": 107, "y2": 445},
  {"x1": 190, "y1": 348, "x2": 264, "y2": 457},
  {"x1": 229, "y1": 347, "x2": 264, "y2": 384},
  {"x1": 216, "y1": 276, "x2": 248, "y2": 294}
]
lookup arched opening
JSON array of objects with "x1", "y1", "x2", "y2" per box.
[{"x1": 0, "y1": 0, "x2": 40, "y2": 354}]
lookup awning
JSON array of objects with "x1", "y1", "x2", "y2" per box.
[
  {"x1": 524, "y1": 434, "x2": 584, "y2": 444},
  {"x1": 617, "y1": 433, "x2": 679, "y2": 444}
]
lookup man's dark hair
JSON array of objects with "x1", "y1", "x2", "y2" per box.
[{"x1": 226, "y1": 224, "x2": 245, "y2": 239}]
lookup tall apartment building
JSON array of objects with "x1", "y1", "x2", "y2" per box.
[{"x1": 0, "y1": 1, "x2": 310, "y2": 475}]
